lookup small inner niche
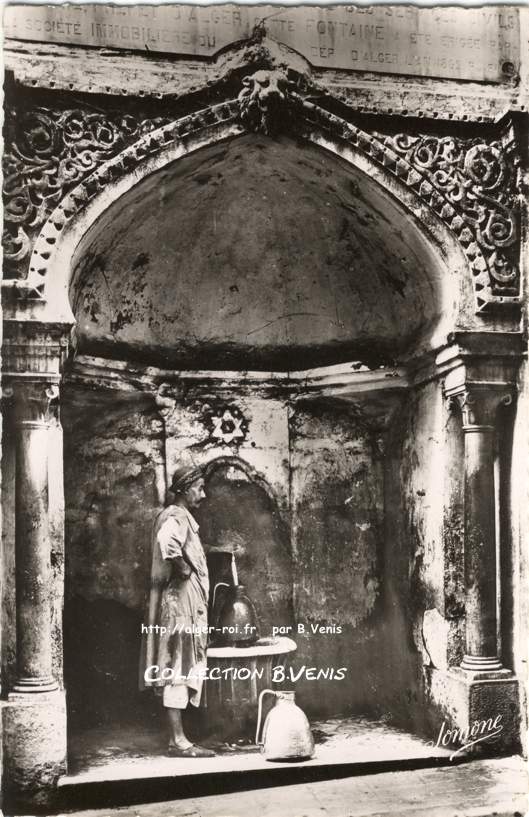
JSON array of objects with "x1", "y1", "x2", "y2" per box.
[{"x1": 196, "y1": 460, "x2": 294, "y2": 638}]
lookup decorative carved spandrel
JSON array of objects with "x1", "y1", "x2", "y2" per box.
[
  {"x1": 5, "y1": 100, "x2": 240, "y2": 294},
  {"x1": 298, "y1": 99, "x2": 521, "y2": 308},
  {"x1": 381, "y1": 131, "x2": 520, "y2": 301},
  {"x1": 3, "y1": 108, "x2": 171, "y2": 279}
]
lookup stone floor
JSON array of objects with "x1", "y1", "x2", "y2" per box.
[
  {"x1": 64, "y1": 715, "x2": 453, "y2": 784},
  {"x1": 52, "y1": 716, "x2": 527, "y2": 816},
  {"x1": 51, "y1": 756, "x2": 527, "y2": 817}
]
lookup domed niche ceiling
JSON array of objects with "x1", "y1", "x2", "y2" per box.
[{"x1": 71, "y1": 134, "x2": 448, "y2": 371}]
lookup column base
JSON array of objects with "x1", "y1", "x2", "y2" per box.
[
  {"x1": 427, "y1": 667, "x2": 520, "y2": 756},
  {"x1": 459, "y1": 655, "x2": 511, "y2": 680},
  {"x1": 2, "y1": 688, "x2": 67, "y2": 810},
  {"x1": 9, "y1": 678, "x2": 59, "y2": 697}
]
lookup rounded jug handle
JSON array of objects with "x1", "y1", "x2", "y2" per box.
[
  {"x1": 256, "y1": 688, "x2": 276, "y2": 746},
  {"x1": 212, "y1": 582, "x2": 230, "y2": 613}
]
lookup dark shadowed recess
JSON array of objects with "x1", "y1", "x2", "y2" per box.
[{"x1": 64, "y1": 596, "x2": 159, "y2": 732}]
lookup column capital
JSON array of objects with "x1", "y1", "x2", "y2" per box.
[
  {"x1": 2, "y1": 319, "x2": 70, "y2": 381},
  {"x1": 445, "y1": 383, "x2": 514, "y2": 430},
  {"x1": 3, "y1": 379, "x2": 60, "y2": 424}
]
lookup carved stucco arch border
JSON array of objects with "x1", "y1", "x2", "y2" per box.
[
  {"x1": 202, "y1": 454, "x2": 285, "y2": 510},
  {"x1": 199, "y1": 452, "x2": 292, "y2": 539},
  {"x1": 27, "y1": 103, "x2": 243, "y2": 324},
  {"x1": 18, "y1": 91, "x2": 506, "y2": 328}
]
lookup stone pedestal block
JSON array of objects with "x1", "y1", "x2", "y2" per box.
[
  {"x1": 2, "y1": 690, "x2": 67, "y2": 809},
  {"x1": 428, "y1": 667, "x2": 520, "y2": 756}
]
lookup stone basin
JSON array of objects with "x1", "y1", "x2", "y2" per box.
[
  {"x1": 207, "y1": 635, "x2": 297, "y2": 658},
  {"x1": 202, "y1": 636, "x2": 297, "y2": 742}
]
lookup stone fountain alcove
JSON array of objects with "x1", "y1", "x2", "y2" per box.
[
  {"x1": 58, "y1": 127, "x2": 460, "y2": 758},
  {"x1": 0, "y1": 36, "x2": 525, "y2": 804}
]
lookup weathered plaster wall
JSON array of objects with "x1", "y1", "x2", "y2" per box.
[
  {"x1": 62, "y1": 393, "x2": 163, "y2": 726},
  {"x1": 289, "y1": 399, "x2": 386, "y2": 717},
  {"x1": 63, "y1": 397, "x2": 162, "y2": 610},
  {"x1": 376, "y1": 381, "x2": 466, "y2": 735},
  {"x1": 285, "y1": 384, "x2": 465, "y2": 730}
]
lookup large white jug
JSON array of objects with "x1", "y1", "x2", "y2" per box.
[{"x1": 255, "y1": 689, "x2": 315, "y2": 761}]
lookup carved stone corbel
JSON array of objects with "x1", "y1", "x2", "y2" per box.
[
  {"x1": 152, "y1": 384, "x2": 178, "y2": 506},
  {"x1": 154, "y1": 384, "x2": 177, "y2": 423}
]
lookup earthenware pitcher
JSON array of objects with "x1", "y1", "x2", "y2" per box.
[{"x1": 256, "y1": 689, "x2": 315, "y2": 761}]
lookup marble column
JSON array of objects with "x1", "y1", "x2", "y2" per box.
[
  {"x1": 448, "y1": 385, "x2": 512, "y2": 674},
  {"x1": 8, "y1": 379, "x2": 59, "y2": 695}
]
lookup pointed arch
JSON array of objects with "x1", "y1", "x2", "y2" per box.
[{"x1": 16, "y1": 88, "x2": 512, "y2": 331}]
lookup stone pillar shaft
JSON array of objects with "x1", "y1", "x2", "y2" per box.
[
  {"x1": 449, "y1": 385, "x2": 512, "y2": 674},
  {"x1": 9, "y1": 381, "x2": 59, "y2": 695},
  {"x1": 462, "y1": 424, "x2": 498, "y2": 668},
  {"x1": 2, "y1": 323, "x2": 71, "y2": 805}
]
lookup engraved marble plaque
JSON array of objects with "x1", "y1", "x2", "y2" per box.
[{"x1": 3, "y1": 4, "x2": 520, "y2": 83}]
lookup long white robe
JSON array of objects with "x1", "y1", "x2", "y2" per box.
[{"x1": 140, "y1": 505, "x2": 209, "y2": 706}]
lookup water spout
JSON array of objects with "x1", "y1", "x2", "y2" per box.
[{"x1": 231, "y1": 552, "x2": 239, "y2": 586}]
